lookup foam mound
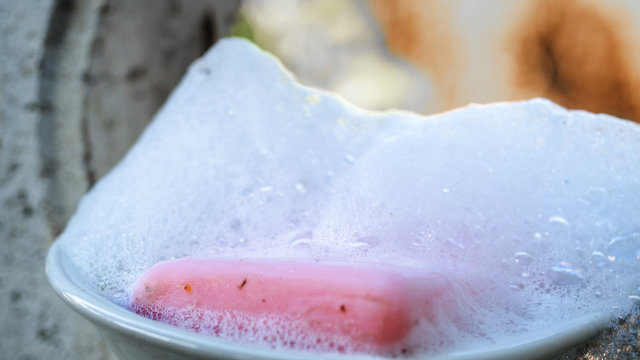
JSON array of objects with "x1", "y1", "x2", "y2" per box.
[{"x1": 57, "y1": 38, "x2": 640, "y2": 356}]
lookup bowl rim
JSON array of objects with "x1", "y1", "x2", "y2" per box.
[{"x1": 46, "y1": 240, "x2": 610, "y2": 360}]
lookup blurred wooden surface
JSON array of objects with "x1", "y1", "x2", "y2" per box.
[{"x1": 0, "y1": 1, "x2": 238, "y2": 359}]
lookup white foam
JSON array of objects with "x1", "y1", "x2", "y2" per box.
[
  {"x1": 132, "y1": 303, "x2": 399, "y2": 356},
  {"x1": 58, "y1": 38, "x2": 640, "y2": 356}
]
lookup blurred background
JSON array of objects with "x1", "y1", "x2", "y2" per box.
[
  {"x1": 1, "y1": 0, "x2": 639, "y2": 359},
  {"x1": 237, "y1": 0, "x2": 640, "y2": 122}
]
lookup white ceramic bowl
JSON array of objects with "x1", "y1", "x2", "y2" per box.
[{"x1": 46, "y1": 240, "x2": 610, "y2": 360}]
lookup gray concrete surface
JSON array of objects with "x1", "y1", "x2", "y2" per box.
[{"x1": 0, "y1": 1, "x2": 238, "y2": 359}]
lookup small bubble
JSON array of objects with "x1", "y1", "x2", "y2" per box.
[
  {"x1": 290, "y1": 232, "x2": 313, "y2": 247},
  {"x1": 290, "y1": 238, "x2": 311, "y2": 247},
  {"x1": 585, "y1": 186, "x2": 607, "y2": 199},
  {"x1": 343, "y1": 154, "x2": 355, "y2": 164},
  {"x1": 446, "y1": 237, "x2": 465, "y2": 249},
  {"x1": 547, "y1": 262, "x2": 584, "y2": 286},
  {"x1": 349, "y1": 242, "x2": 369, "y2": 248},
  {"x1": 534, "y1": 232, "x2": 543, "y2": 240},
  {"x1": 548, "y1": 216, "x2": 570, "y2": 226},
  {"x1": 607, "y1": 232, "x2": 640, "y2": 262},
  {"x1": 295, "y1": 182, "x2": 307, "y2": 194},
  {"x1": 305, "y1": 93, "x2": 321, "y2": 105},
  {"x1": 350, "y1": 236, "x2": 379, "y2": 248},
  {"x1": 509, "y1": 283, "x2": 525, "y2": 291},
  {"x1": 442, "y1": 188, "x2": 450, "y2": 193},
  {"x1": 514, "y1": 251, "x2": 534, "y2": 266},
  {"x1": 259, "y1": 186, "x2": 274, "y2": 192},
  {"x1": 589, "y1": 251, "x2": 608, "y2": 267}
]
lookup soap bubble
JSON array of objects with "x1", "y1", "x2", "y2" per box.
[
  {"x1": 590, "y1": 251, "x2": 608, "y2": 267},
  {"x1": 548, "y1": 216, "x2": 570, "y2": 227},
  {"x1": 607, "y1": 232, "x2": 640, "y2": 263},
  {"x1": 547, "y1": 262, "x2": 585, "y2": 286},
  {"x1": 514, "y1": 251, "x2": 534, "y2": 266}
]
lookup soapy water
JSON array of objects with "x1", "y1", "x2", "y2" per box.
[
  {"x1": 57, "y1": 38, "x2": 640, "y2": 356},
  {"x1": 131, "y1": 300, "x2": 466, "y2": 357},
  {"x1": 133, "y1": 304, "x2": 367, "y2": 354}
]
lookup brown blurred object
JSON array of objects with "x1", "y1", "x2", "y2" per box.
[{"x1": 369, "y1": 0, "x2": 640, "y2": 122}]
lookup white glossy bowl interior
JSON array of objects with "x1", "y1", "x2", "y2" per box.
[{"x1": 46, "y1": 240, "x2": 610, "y2": 360}]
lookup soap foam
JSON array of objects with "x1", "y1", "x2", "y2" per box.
[
  {"x1": 58, "y1": 39, "x2": 640, "y2": 356},
  {"x1": 132, "y1": 303, "x2": 415, "y2": 356}
]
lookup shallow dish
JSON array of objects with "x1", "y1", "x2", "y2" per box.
[{"x1": 46, "y1": 240, "x2": 609, "y2": 360}]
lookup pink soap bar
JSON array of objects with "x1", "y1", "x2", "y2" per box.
[{"x1": 132, "y1": 258, "x2": 453, "y2": 353}]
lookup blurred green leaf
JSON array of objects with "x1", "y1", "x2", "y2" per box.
[{"x1": 230, "y1": 12, "x2": 256, "y2": 43}]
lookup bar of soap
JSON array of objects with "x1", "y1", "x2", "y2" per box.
[{"x1": 132, "y1": 258, "x2": 453, "y2": 353}]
